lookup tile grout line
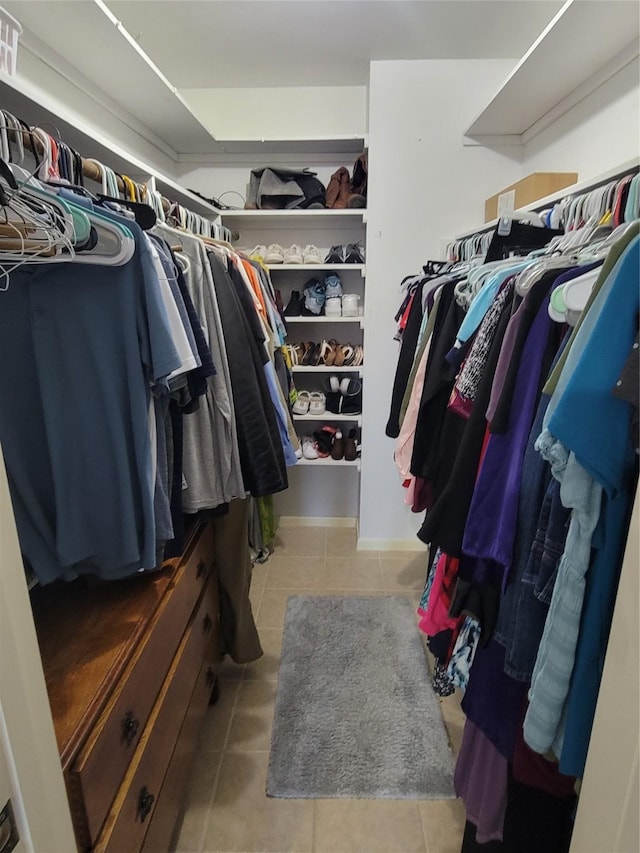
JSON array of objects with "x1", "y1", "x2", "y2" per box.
[
  {"x1": 196, "y1": 680, "x2": 244, "y2": 852},
  {"x1": 418, "y1": 801, "x2": 432, "y2": 853}
]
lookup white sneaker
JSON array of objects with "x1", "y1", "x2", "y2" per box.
[
  {"x1": 302, "y1": 244, "x2": 323, "y2": 264},
  {"x1": 341, "y1": 293, "x2": 360, "y2": 317},
  {"x1": 265, "y1": 243, "x2": 285, "y2": 264},
  {"x1": 283, "y1": 244, "x2": 304, "y2": 264},
  {"x1": 324, "y1": 296, "x2": 342, "y2": 317}
]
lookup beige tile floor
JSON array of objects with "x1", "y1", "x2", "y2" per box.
[{"x1": 174, "y1": 524, "x2": 467, "y2": 853}]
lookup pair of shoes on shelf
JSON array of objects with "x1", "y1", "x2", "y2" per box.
[
  {"x1": 264, "y1": 244, "x2": 324, "y2": 265},
  {"x1": 323, "y1": 376, "x2": 362, "y2": 415},
  {"x1": 301, "y1": 277, "x2": 326, "y2": 315},
  {"x1": 287, "y1": 340, "x2": 364, "y2": 367},
  {"x1": 300, "y1": 425, "x2": 337, "y2": 460},
  {"x1": 325, "y1": 294, "x2": 360, "y2": 318},
  {"x1": 301, "y1": 273, "x2": 344, "y2": 316},
  {"x1": 326, "y1": 159, "x2": 367, "y2": 209},
  {"x1": 324, "y1": 243, "x2": 365, "y2": 264},
  {"x1": 284, "y1": 290, "x2": 302, "y2": 316},
  {"x1": 292, "y1": 390, "x2": 325, "y2": 416},
  {"x1": 331, "y1": 427, "x2": 359, "y2": 461},
  {"x1": 334, "y1": 343, "x2": 363, "y2": 367}
]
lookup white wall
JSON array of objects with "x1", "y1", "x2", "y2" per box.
[
  {"x1": 359, "y1": 58, "x2": 522, "y2": 547},
  {"x1": 0, "y1": 453, "x2": 76, "y2": 851},
  {"x1": 180, "y1": 86, "x2": 367, "y2": 141},
  {"x1": 523, "y1": 57, "x2": 640, "y2": 181}
]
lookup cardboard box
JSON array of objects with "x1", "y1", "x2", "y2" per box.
[{"x1": 485, "y1": 172, "x2": 578, "y2": 222}]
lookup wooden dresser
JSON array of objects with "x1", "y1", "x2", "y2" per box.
[{"x1": 30, "y1": 518, "x2": 221, "y2": 852}]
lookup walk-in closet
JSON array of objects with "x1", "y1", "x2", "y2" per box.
[{"x1": 0, "y1": 2, "x2": 638, "y2": 853}]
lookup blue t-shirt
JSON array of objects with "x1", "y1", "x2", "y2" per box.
[
  {"x1": 547, "y1": 237, "x2": 639, "y2": 495},
  {"x1": 0, "y1": 210, "x2": 181, "y2": 583}
]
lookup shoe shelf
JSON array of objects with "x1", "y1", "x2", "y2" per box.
[
  {"x1": 291, "y1": 366, "x2": 364, "y2": 375},
  {"x1": 221, "y1": 209, "x2": 365, "y2": 229},
  {"x1": 292, "y1": 414, "x2": 362, "y2": 425},
  {"x1": 285, "y1": 316, "x2": 364, "y2": 328},
  {"x1": 295, "y1": 457, "x2": 361, "y2": 469},
  {"x1": 269, "y1": 264, "x2": 365, "y2": 276}
]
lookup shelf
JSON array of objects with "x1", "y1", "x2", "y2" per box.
[
  {"x1": 452, "y1": 157, "x2": 640, "y2": 240},
  {"x1": 286, "y1": 316, "x2": 364, "y2": 327},
  {"x1": 222, "y1": 209, "x2": 366, "y2": 229},
  {"x1": 0, "y1": 75, "x2": 222, "y2": 218},
  {"x1": 295, "y1": 458, "x2": 361, "y2": 469},
  {"x1": 268, "y1": 264, "x2": 365, "y2": 273},
  {"x1": 464, "y1": 0, "x2": 640, "y2": 144},
  {"x1": 211, "y1": 137, "x2": 366, "y2": 156},
  {"x1": 292, "y1": 366, "x2": 364, "y2": 375},
  {"x1": 293, "y1": 414, "x2": 362, "y2": 425}
]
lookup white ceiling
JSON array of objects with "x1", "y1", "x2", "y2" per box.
[{"x1": 104, "y1": 0, "x2": 564, "y2": 88}]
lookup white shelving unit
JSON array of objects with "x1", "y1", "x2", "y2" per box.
[
  {"x1": 463, "y1": 0, "x2": 640, "y2": 145},
  {"x1": 296, "y1": 458, "x2": 361, "y2": 469},
  {"x1": 292, "y1": 366, "x2": 364, "y2": 375},
  {"x1": 221, "y1": 208, "x2": 365, "y2": 232},
  {"x1": 268, "y1": 264, "x2": 365, "y2": 275},
  {"x1": 293, "y1": 414, "x2": 362, "y2": 425},
  {"x1": 0, "y1": 76, "x2": 224, "y2": 218},
  {"x1": 236, "y1": 204, "x2": 366, "y2": 520},
  {"x1": 286, "y1": 316, "x2": 364, "y2": 328}
]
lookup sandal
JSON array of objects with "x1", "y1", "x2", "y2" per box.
[
  {"x1": 324, "y1": 339, "x2": 339, "y2": 367},
  {"x1": 317, "y1": 339, "x2": 333, "y2": 366},
  {"x1": 301, "y1": 341, "x2": 317, "y2": 366},
  {"x1": 285, "y1": 344, "x2": 298, "y2": 366},
  {"x1": 309, "y1": 391, "x2": 326, "y2": 416},
  {"x1": 292, "y1": 390, "x2": 311, "y2": 415},
  {"x1": 341, "y1": 344, "x2": 356, "y2": 366}
]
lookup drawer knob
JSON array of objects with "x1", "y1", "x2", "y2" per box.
[
  {"x1": 137, "y1": 786, "x2": 155, "y2": 823},
  {"x1": 196, "y1": 559, "x2": 206, "y2": 579},
  {"x1": 122, "y1": 711, "x2": 140, "y2": 747},
  {"x1": 202, "y1": 613, "x2": 213, "y2": 635},
  {"x1": 206, "y1": 667, "x2": 215, "y2": 688}
]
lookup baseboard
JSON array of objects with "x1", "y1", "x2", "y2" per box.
[
  {"x1": 279, "y1": 516, "x2": 357, "y2": 529},
  {"x1": 357, "y1": 538, "x2": 428, "y2": 552}
]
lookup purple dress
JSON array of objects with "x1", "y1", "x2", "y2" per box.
[{"x1": 461, "y1": 297, "x2": 553, "y2": 580}]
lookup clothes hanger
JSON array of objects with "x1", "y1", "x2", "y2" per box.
[
  {"x1": 95, "y1": 194, "x2": 157, "y2": 230},
  {"x1": 1, "y1": 163, "x2": 135, "y2": 267}
]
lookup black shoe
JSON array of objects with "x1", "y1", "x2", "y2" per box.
[
  {"x1": 344, "y1": 242, "x2": 365, "y2": 264},
  {"x1": 324, "y1": 245, "x2": 344, "y2": 264},
  {"x1": 284, "y1": 290, "x2": 302, "y2": 316},
  {"x1": 344, "y1": 427, "x2": 359, "y2": 461}
]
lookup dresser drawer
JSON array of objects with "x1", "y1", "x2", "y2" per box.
[
  {"x1": 141, "y1": 659, "x2": 216, "y2": 853},
  {"x1": 93, "y1": 580, "x2": 216, "y2": 853},
  {"x1": 72, "y1": 523, "x2": 214, "y2": 844}
]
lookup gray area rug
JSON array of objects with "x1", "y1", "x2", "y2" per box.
[{"x1": 267, "y1": 595, "x2": 455, "y2": 799}]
